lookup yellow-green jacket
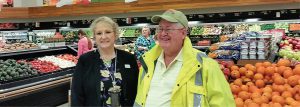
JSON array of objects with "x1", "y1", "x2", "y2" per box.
[{"x1": 134, "y1": 37, "x2": 235, "y2": 107}]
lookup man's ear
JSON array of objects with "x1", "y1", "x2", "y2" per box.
[{"x1": 182, "y1": 28, "x2": 188, "y2": 37}]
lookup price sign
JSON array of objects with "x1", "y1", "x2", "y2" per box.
[{"x1": 289, "y1": 23, "x2": 300, "y2": 31}]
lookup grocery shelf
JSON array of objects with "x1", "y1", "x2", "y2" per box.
[
  {"x1": 0, "y1": 46, "x2": 77, "y2": 60},
  {"x1": 0, "y1": 75, "x2": 71, "y2": 100},
  {"x1": 66, "y1": 45, "x2": 78, "y2": 53},
  {"x1": 0, "y1": 47, "x2": 64, "y2": 56},
  {"x1": 0, "y1": 77, "x2": 71, "y2": 106},
  {"x1": 0, "y1": 68, "x2": 74, "y2": 92},
  {"x1": 0, "y1": 48, "x2": 41, "y2": 55}
]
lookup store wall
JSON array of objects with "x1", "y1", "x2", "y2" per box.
[{"x1": 13, "y1": 0, "x2": 43, "y2": 7}]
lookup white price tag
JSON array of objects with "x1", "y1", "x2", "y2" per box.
[{"x1": 125, "y1": 64, "x2": 131, "y2": 68}]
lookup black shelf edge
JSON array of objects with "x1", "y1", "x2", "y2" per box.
[
  {"x1": 0, "y1": 47, "x2": 67, "y2": 58},
  {"x1": 0, "y1": 68, "x2": 74, "y2": 94}
]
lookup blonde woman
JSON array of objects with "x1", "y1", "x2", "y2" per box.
[{"x1": 71, "y1": 16, "x2": 139, "y2": 106}]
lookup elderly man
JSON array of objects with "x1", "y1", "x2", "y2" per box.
[{"x1": 134, "y1": 9, "x2": 235, "y2": 107}]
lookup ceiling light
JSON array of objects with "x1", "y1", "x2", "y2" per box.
[
  {"x1": 244, "y1": 18, "x2": 261, "y2": 22},
  {"x1": 134, "y1": 23, "x2": 149, "y2": 27},
  {"x1": 188, "y1": 21, "x2": 201, "y2": 25}
]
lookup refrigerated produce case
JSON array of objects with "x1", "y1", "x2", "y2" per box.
[{"x1": 0, "y1": 46, "x2": 77, "y2": 106}]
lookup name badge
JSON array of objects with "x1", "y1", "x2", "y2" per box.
[{"x1": 125, "y1": 64, "x2": 131, "y2": 68}]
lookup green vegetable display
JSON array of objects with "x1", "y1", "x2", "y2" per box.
[
  {"x1": 190, "y1": 26, "x2": 204, "y2": 36},
  {"x1": 0, "y1": 59, "x2": 38, "y2": 82}
]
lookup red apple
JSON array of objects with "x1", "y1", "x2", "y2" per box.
[
  {"x1": 223, "y1": 68, "x2": 230, "y2": 76},
  {"x1": 226, "y1": 61, "x2": 235, "y2": 68},
  {"x1": 279, "y1": 43, "x2": 285, "y2": 48},
  {"x1": 282, "y1": 36, "x2": 287, "y2": 40},
  {"x1": 220, "y1": 61, "x2": 227, "y2": 67},
  {"x1": 284, "y1": 40, "x2": 289, "y2": 45},
  {"x1": 279, "y1": 43, "x2": 284, "y2": 48},
  {"x1": 292, "y1": 41, "x2": 298, "y2": 45}
]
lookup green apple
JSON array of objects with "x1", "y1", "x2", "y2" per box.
[
  {"x1": 284, "y1": 40, "x2": 289, "y2": 45},
  {"x1": 286, "y1": 53, "x2": 294, "y2": 59}
]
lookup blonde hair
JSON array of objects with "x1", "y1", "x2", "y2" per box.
[{"x1": 90, "y1": 16, "x2": 120, "y2": 39}]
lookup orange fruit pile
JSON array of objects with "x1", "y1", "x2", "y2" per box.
[{"x1": 229, "y1": 59, "x2": 300, "y2": 107}]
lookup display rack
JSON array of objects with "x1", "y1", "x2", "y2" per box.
[
  {"x1": 0, "y1": 46, "x2": 76, "y2": 106},
  {"x1": 0, "y1": 30, "x2": 28, "y2": 43},
  {"x1": 0, "y1": 77, "x2": 70, "y2": 106}
]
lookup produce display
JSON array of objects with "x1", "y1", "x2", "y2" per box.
[
  {"x1": 209, "y1": 42, "x2": 240, "y2": 60},
  {"x1": 234, "y1": 24, "x2": 249, "y2": 34},
  {"x1": 202, "y1": 25, "x2": 222, "y2": 35},
  {"x1": 227, "y1": 59, "x2": 300, "y2": 107},
  {"x1": 279, "y1": 36, "x2": 300, "y2": 52},
  {"x1": 221, "y1": 24, "x2": 235, "y2": 35},
  {"x1": 262, "y1": 29, "x2": 285, "y2": 53},
  {"x1": 44, "y1": 33, "x2": 65, "y2": 43},
  {"x1": 217, "y1": 60, "x2": 235, "y2": 80},
  {"x1": 120, "y1": 28, "x2": 141, "y2": 37},
  {"x1": 279, "y1": 48, "x2": 300, "y2": 61},
  {"x1": 115, "y1": 44, "x2": 135, "y2": 54},
  {"x1": 208, "y1": 31, "x2": 277, "y2": 60},
  {"x1": 190, "y1": 26, "x2": 204, "y2": 35},
  {"x1": 29, "y1": 60, "x2": 60, "y2": 73},
  {"x1": 0, "y1": 59, "x2": 38, "y2": 82},
  {"x1": 1, "y1": 31, "x2": 28, "y2": 43},
  {"x1": 208, "y1": 32, "x2": 243, "y2": 60},
  {"x1": 38, "y1": 56, "x2": 76, "y2": 69},
  {"x1": 248, "y1": 24, "x2": 261, "y2": 32},
  {"x1": 60, "y1": 30, "x2": 78, "y2": 42},
  {"x1": 0, "y1": 42, "x2": 39, "y2": 52},
  {"x1": 210, "y1": 42, "x2": 241, "y2": 51},
  {"x1": 275, "y1": 23, "x2": 289, "y2": 33},
  {"x1": 0, "y1": 23, "x2": 16, "y2": 29},
  {"x1": 278, "y1": 36, "x2": 300, "y2": 66},
  {"x1": 34, "y1": 31, "x2": 56, "y2": 37},
  {"x1": 0, "y1": 53, "x2": 77, "y2": 83},
  {"x1": 82, "y1": 29, "x2": 93, "y2": 38},
  {"x1": 56, "y1": 54, "x2": 78, "y2": 63},
  {"x1": 196, "y1": 40, "x2": 211, "y2": 46},
  {"x1": 33, "y1": 30, "x2": 56, "y2": 44},
  {"x1": 209, "y1": 50, "x2": 240, "y2": 60}
]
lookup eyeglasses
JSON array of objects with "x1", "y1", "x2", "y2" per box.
[{"x1": 157, "y1": 28, "x2": 184, "y2": 33}]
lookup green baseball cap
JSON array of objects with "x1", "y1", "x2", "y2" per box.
[{"x1": 151, "y1": 9, "x2": 188, "y2": 28}]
